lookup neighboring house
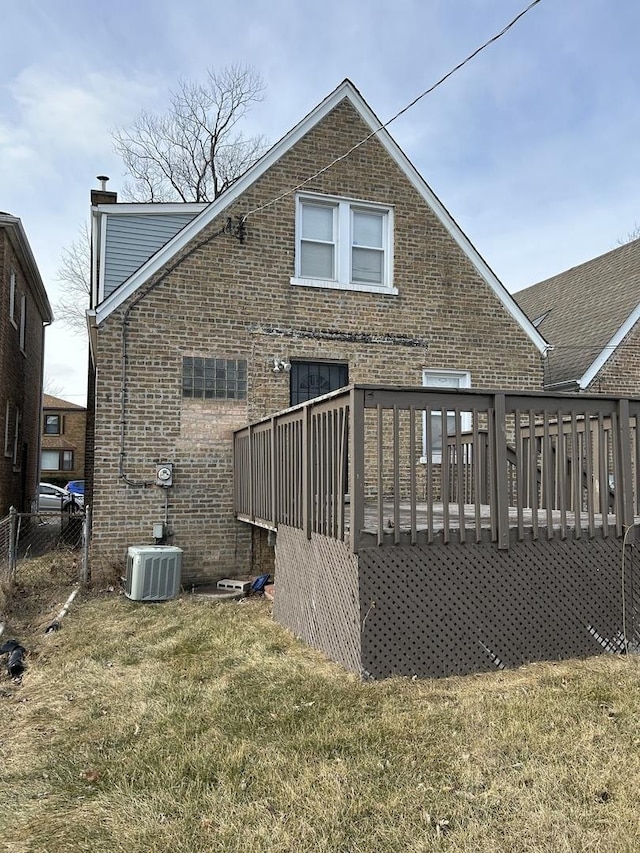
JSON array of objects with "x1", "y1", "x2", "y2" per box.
[
  {"x1": 516, "y1": 237, "x2": 640, "y2": 394},
  {"x1": 87, "y1": 79, "x2": 548, "y2": 583},
  {"x1": 41, "y1": 394, "x2": 87, "y2": 486},
  {"x1": 0, "y1": 213, "x2": 53, "y2": 515}
]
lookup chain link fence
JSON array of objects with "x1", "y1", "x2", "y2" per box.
[{"x1": 1, "y1": 505, "x2": 90, "y2": 586}]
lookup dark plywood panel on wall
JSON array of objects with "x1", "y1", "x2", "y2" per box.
[
  {"x1": 273, "y1": 526, "x2": 361, "y2": 674},
  {"x1": 359, "y1": 537, "x2": 639, "y2": 679}
]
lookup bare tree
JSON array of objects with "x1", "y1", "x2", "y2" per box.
[
  {"x1": 43, "y1": 374, "x2": 65, "y2": 398},
  {"x1": 617, "y1": 223, "x2": 640, "y2": 246},
  {"x1": 55, "y1": 66, "x2": 266, "y2": 331},
  {"x1": 112, "y1": 64, "x2": 267, "y2": 202},
  {"x1": 54, "y1": 221, "x2": 91, "y2": 334}
]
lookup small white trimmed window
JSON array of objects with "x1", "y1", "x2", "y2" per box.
[
  {"x1": 41, "y1": 449, "x2": 73, "y2": 471},
  {"x1": 292, "y1": 194, "x2": 395, "y2": 294},
  {"x1": 422, "y1": 370, "x2": 472, "y2": 463}
]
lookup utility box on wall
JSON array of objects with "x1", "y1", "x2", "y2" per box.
[{"x1": 124, "y1": 545, "x2": 183, "y2": 601}]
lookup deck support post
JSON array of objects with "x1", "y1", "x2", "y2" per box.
[
  {"x1": 616, "y1": 398, "x2": 634, "y2": 542},
  {"x1": 302, "y1": 404, "x2": 311, "y2": 540},
  {"x1": 248, "y1": 424, "x2": 254, "y2": 523},
  {"x1": 350, "y1": 387, "x2": 365, "y2": 554},
  {"x1": 270, "y1": 416, "x2": 277, "y2": 530},
  {"x1": 493, "y1": 393, "x2": 510, "y2": 549}
]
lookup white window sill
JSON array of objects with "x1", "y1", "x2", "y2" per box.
[
  {"x1": 290, "y1": 276, "x2": 398, "y2": 296},
  {"x1": 419, "y1": 455, "x2": 443, "y2": 465}
]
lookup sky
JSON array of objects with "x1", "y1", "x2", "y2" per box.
[{"x1": 2, "y1": 0, "x2": 639, "y2": 406}]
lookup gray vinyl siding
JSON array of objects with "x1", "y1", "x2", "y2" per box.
[{"x1": 103, "y1": 213, "x2": 200, "y2": 299}]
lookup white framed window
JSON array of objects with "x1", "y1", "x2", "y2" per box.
[
  {"x1": 422, "y1": 370, "x2": 472, "y2": 463},
  {"x1": 9, "y1": 268, "x2": 17, "y2": 327},
  {"x1": 41, "y1": 449, "x2": 73, "y2": 471},
  {"x1": 19, "y1": 294, "x2": 26, "y2": 353},
  {"x1": 292, "y1": 193, "x2": 395, "y2": 294},
  {"x1": 44, "y1": 414, "x2": 62, "y2": 435}
]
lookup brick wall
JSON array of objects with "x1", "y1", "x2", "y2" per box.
[
  {"x1": 0, "y1": 230, "x2": 47, "y2": 515},
  {"x1": 91, "y1": 98, "x2": 544, "y2": 583},
  {"x1": 41, "y1": 401, "x2": 87, "y2": 486}
]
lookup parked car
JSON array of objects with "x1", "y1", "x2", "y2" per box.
[
  {"x1": 65, "y1": 479, "x2": 85, "y2": 497},
  {"x1": 38, "y1": 483, "x2": 84, "y2": 512}
]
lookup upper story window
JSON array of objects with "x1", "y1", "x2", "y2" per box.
[
  {"x1": 292, "y1": 194, "x2": 396, "y2": 295},
  {"x1": 44, "y1": 414, "x2": 61, "y2": 435}
]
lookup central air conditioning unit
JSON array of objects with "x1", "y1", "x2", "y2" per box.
[{"x1": 125, "y1": 545, "x2": 183, "y2": 601}]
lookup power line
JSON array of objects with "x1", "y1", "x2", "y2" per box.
[{"x1": 243, "y1": 0, "x2": 544, "y2": 220}]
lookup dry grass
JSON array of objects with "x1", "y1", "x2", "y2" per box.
[{"x1": 2, "y1": 557, "x2": 640, "y2": 852}]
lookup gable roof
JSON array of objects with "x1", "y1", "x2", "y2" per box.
[
  {"x1": 93, "y1": 79, "x2": 548, "y2": 355},
  {"x1": 516, "y1": 237, "x2": 640, "y2": 389},
  {"x1": 0, "y1": 213, "x2": 53, "y2": 324},
  {"x1": 43, "y1": 394, "x2": 86, "y2": 411}
]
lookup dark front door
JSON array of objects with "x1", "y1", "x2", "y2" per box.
[{"x1": 290, "y1": 361, "x2": 349, "y2": 406}]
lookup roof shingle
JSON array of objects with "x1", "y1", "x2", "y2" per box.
[{"x1": 515, "y1": 237, "x2": 640, "y2": 387}]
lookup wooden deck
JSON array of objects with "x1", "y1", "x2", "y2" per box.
[
  {"x1": 358, "y1": 500, "x2": 626, "y2": 546},
  {"x1": 235, "y1": 385, "x2": 640, "y2": 551}
]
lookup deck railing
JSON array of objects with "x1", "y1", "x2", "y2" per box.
[{"x1": 234, "y1": 385, "x2": 640, "y2": 551}]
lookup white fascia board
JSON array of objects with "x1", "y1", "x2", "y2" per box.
[
  {"x1": 86, "y1": 309, "x2": 97, "y2": 364},
  {"x1": 579, "y1": 303, "x2": 640, "y2": 390},
  {"x1": 95, "y1": 82, "x2": 361, "y2": 324},
  {"x1": 98, "y1": 213, "x2": 107, "y2": 305},
  {"x1": 92, "y1": 78, "x2": 548, "y2": 355},
  {"x1": 351, "y1": 104, "x2": 549, "y2": 356},
  {"x1": 0, "y1": 214, "x2": 53, "y2": 322},
  {"x1": 91, "y1": 211, "x2": 99, "y2": 308}
]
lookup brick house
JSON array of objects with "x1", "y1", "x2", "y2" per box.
[
  {"x1": 516, "y1": 237, "x2": 640, "y2": 394},
  {"x1": 41, "y1": 394, "x2": 87, "y2": 486},
  {"x1": 0, "y1": 213, "x2": 53, "y2": 516},
  {"x1": 87, "y1": 79, "x2": 549, "y2": 584}
]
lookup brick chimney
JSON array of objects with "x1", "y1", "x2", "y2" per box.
[{"x1": 91, "y1": 175, "x2": 117, "y2": 205}]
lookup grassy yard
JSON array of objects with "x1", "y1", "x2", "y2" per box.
[{"x1": 2, "y1": 557, "x2": 640, "y2": 852}]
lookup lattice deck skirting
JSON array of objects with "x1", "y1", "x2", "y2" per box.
[{"x1": 273, "y1": 524, "x2": 640, "y2": 679}]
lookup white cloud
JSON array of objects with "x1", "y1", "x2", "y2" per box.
[{"x1": 1, "y1": 0, "x2": 639, "y2": 403}]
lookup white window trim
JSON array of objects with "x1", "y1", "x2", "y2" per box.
[
  {"x1": 9, "y1": 268, "x2": 17, "y2": 328},
  {"x1": 4, "y1": 401, "x2": 11, "y2": 457},
  {"x1": 19, "y1": 293, "x2": 26, "y2": 353},
  {"x1": 12, "y1": 407, "x2": 20, "y2": 469},
  {"x1": 41, "y1": 449, "x2": 74, "y2": 472},
  {"x1": 291, "y1": 193, "x2": 396, "y2": 295},
  {"x1": 421, "y1": 369, "x2": 472, "y2": 464}
]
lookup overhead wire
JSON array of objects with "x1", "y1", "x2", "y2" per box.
[
  {"x1": 114, "y1": 0, "x2": 546, "y2": 486},
  {"x1": 242, "y1": 0, "x2": 544, "y2": 221}
]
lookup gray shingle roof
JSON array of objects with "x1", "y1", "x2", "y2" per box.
[{"x1": 515, "y1": 237, "x2": 640, "y2": 387}]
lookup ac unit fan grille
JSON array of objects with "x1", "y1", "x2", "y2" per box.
[{"x1": 126, "y1": 547, "x2": 183, "y2": 601}]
